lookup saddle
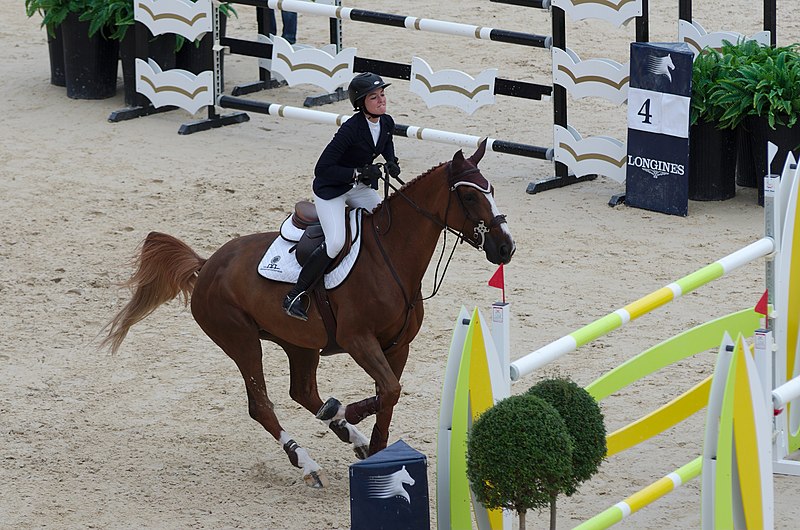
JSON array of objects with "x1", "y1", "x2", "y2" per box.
[
  {"x1": 290, "y1": 200, "x2": 354, "y2": 270},
  {"x1": 288, "y1": 201, "x2": 356, "y2": 356}
]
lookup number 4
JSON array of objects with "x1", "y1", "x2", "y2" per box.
[{"x1": 638, "y1": 99, "x2": 653, "y2": 124}]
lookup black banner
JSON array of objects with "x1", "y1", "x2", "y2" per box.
[{"x1": 625, "y1": 42, "x2": 693, "y2": 216}]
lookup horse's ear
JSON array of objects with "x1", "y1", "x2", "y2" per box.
[
  {"x1": 468, "y1": 138, "x2": 488, "y2": 166},
  {"x1": 452, "y1": 147, "x2": 466, "y2": 168}
]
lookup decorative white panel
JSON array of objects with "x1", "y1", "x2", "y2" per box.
[
  {"x1": 552, "y1": 47, "x2": 629, "y2": 105},
  {"x1": 258, "y1": 35, "x2": 340, "y2": 84},
  {"x1": 134, "y1": 0, "x2": 212, "y2": 41},
  {"x1": 409, "y1": 57, "x2": 497, "y2": 115},
  {"x1": 268, "y1": 36, "x2": 355, "y2": 93},
  {"x1": 552, "y1": 0, "x2": 642, "y2": 27},
  {"x1": 135, "y1": 58, "x2": 214, "y2": 114},
  {"x1": 679, "y1": 20, "x2": 771, "y2": 57},
  {"x1": 553, "y1": 124, "x2": 627, "y2": 182}
]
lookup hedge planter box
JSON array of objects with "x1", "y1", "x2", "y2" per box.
[
  {"x1": 689, "y1": 120, "x2": 737, "y2": 201},
  {"x1": 61, "y1": 12, "x2": 118, "y2": 99}
]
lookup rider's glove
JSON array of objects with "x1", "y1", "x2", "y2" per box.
[
  {"x1": 385, "y1": 160, "x2": 401, "y2": 179},
  {"x1": 356, "y1": 164, "x2": 382, "y2": 184}
]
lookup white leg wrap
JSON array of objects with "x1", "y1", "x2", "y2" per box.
[
  {"x1": 294, "y1": 446, "x2": 321, "y2": 475},
  {"x1": 325, "y1": 419, "x2": 369, "y2": 447},
  {"x1": 279, "y1": 431, "x2": 321, "y2": 474}
]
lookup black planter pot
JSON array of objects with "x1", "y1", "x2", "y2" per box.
[
  {"x1": 749, "y1": 117, "x2": 800, "y2": 206},
  {"x1": 176, "y1": 14, "x2": 226, "y2": 89},
  {"x1": 120, "y1": 30, "x2": 177, "y2": 107},
  {"x1": 47, "y1": 24, "x2": 66, "y2": 87},
  {"x1": 735, "y1": 116, "x2": 758, "y2": 188},
  {"x1": 60, "y1": 12, "x2": 119, "y2": 99},
  {"x1": 689, "y1": 120, "x2": 737, "y2": 201}
]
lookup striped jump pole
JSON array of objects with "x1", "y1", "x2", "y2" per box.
[
  {"x1": 218, "y1": 95, "x2": 551, "y2": 159},
  {"x1": 573, "y1": 456, "x2": 703, "y2": 530},
  {"x1": 510, "y1": 237, "x2": 776, "y2": 381},
  {"x1": 233, "y1": 0, "x2": 551, "y2": 48}
]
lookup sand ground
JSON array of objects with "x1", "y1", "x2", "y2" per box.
[{"x1": 2, "y1": 1, "x2": 800, "y2": 528}]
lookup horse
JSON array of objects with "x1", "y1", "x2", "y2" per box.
[{"x1": 102, "y1": 139, "x2": 514, "y2": 487}]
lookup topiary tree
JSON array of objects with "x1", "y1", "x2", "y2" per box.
[
  {"x1": 527, "y1": 377, "x2": 607, "y2": 528},
  {"x1": 466, "y1": 394, "x2": 574, "y2": 530}
]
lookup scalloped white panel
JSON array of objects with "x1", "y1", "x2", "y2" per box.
[
  {"x1": 679, "y1": 20, "x2": 771, "y2": 57},
  {"x1": 269, "y1": 36, "x2": 355, "y2": 93},
  {"x1": 409, "y1": 57, "x2": 497, "y2": 115},
  {"x1": 552, "y1": 47, "x2": 629, "y2": 105},
  {"x1": 135, "y1": 58, "x2": 213, "y2": 114},
  {"x1": 134, "y1": 0, "x2": 212, "y2": 41},
  {"x1": 553, "y1": 124, "x2": 627, "y2": 182},
  {"x1": 552, "y1": 0, "x2": 642, "y2": 27},
  {"x1": 257, "y1": 35, "x2": 339, "y2": 84}
]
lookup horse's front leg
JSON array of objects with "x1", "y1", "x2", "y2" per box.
[
  {"x1": 316, "y1": 335, "x2": 404, "y2": 455},
  {"x1": 282, "y1": 341, "x2": 370, "y2": 460},
  {"x1": 368, "y1": 343, "x2": 410, "y2": 454}
]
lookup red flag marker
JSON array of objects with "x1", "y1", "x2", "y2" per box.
[
  {"x1": 754, "y1": 289, "x2": 769, "y2": 316},
  {"x1": 488, "y1": 264, "x2": 505, "y2": 303}
]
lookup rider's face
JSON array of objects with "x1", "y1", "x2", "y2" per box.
[{"x1": 363, "y1": 88, "x2": 386, "y2": 117}]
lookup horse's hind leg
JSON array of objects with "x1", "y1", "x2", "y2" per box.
[
  {"x1": 193, "y1": 311, "x2": 328, "y2": 487},
  {"x1": 279, "y1": 341, "x2": 369, "y2": 460}
]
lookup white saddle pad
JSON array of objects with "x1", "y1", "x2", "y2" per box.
[{"x1": 257, "y1": 209, "x2": 363, "y2": 289}]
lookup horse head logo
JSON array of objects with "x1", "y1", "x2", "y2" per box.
[
  {"x1": 366, "y1": 465, "x2": 415, "y2": 504},
  {"x1": 646, "y1": 54, "x2": 675, "y2": 82}
]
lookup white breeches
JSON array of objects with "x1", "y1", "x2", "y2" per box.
[{"x1": 314, "y1": 184, "x2": 381, "y2": 258}]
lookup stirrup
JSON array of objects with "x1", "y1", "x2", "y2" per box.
[{"x1": 283, "y1": 293, "x2": 309, "y2": 321}]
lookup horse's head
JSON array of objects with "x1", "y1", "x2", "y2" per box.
[{"x1": 446, "y1": 139, "x2": 515, "y2": 265}]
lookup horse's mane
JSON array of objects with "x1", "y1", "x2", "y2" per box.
[{"x1": 367, "y1": 161, "x2": 448, "y2": 218}]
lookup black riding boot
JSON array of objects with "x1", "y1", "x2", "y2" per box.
[{"x1": 283, "y1": 243, "x2": 334, "y2": 321}]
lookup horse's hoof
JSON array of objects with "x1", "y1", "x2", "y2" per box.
[
  {"x1": 353, "y1": 444, "x2": 370, "y2": 460},
  {"x1": 316, "y1": 397, "x2": 342, "y2": 420},
  {"x1": 304, "y1": 469, "x2": 329, "y2": 488}
]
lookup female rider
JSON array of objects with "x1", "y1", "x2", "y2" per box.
[{"x1": 283, "y1": 72, "x2": 402, "y2": 320}]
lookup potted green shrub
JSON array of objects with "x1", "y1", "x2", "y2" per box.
[
  {"x1": 26, "y1": 0, "x2": 119, "y2": 99},
  {"x1": 80, "y1": 0, "x2": 234, "y2": 106},
  {"x1": 712, "y1": 41, "x2": 800, "y2": 204},
  {"x1": 466, "y1": 393, "x2": 574, "y2": 530},
  {"x1": 24, "y1": 0, "x2": 66, "y2": 86},
  {"x1": 688, "y1": 46, "x2": 738, "y2": 201}
]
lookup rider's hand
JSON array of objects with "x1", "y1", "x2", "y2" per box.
[
  {"x1": 385, "y1": 160, "x2": 401, "y2": 179},
  {"x1": 356, "y1": 164, "x2": 382, "y2": 184}
]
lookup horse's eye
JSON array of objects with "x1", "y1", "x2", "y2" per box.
[{"x1": 463, "y1": 192, "x2": 477, "y2": 204}]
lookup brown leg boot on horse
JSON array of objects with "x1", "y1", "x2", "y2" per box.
[{"x1": 282, "y1": 243, "x2": 333, "y2": 321}]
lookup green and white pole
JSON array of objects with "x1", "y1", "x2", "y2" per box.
[
  {"x1": 573, "y1": 457, "x2": 702, "y2": 530},
  {"x1": 509, "y1": 237, "x2": 775, "y2": 381}
]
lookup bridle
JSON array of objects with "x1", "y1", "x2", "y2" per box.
[{"x1": 377, "y1": 162, "x2": 508, "y2": 250}]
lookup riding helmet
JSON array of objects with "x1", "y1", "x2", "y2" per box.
[{"x1": 348, "y1": 72, "x2": 391, "y2": 111}]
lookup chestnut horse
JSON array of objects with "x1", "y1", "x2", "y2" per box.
[{"x1": 102, "y1": 140, "x2": 514, "y2": 487}]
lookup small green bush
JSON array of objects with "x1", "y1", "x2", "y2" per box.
[
  {"x1": 527, "y1": 378, "x2": 607, "y2": 496},
  {"x1": 466, "y1": 394, "x2": 574, "y2": 518}
]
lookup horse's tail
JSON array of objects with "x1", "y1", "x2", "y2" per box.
[{"x1": 101, "y1": 232, "x2": 207, "y2": 354}]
